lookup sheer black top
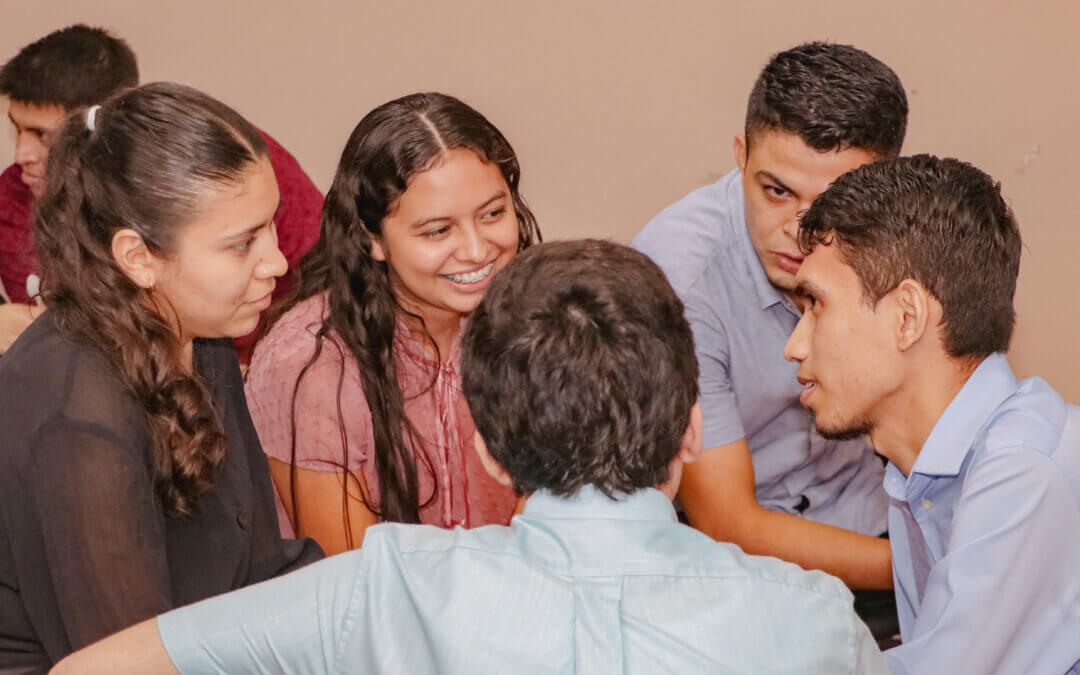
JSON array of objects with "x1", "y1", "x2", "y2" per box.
[{"x1": 0, "y1": 312, "x2": 323, "y2": 673}]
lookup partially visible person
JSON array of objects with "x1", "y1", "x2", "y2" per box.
[
  {"x1": 631, "y1": 42, "x2": 907, "y2": 640},
  {"x1": 53, "y1": 239, "x2": 887, "y2": 674},
  {"x1": 245, "y1": 92, "x2": 541, "y2": 554},
  {"x1": 0, "y1": 24, "x2": 322, "y2": 357},
  {"x1": 0, "y1": 82, "x2": 322, "y2": 672},
  {"x1": 786, "y1": 154, "x2": 1080, "y2": 674}
]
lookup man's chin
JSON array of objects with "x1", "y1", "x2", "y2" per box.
[{"x1": 814, "y1": 418, "x2": 871, "y2": 442}]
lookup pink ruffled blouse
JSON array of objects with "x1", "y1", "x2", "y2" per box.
[{"x1": 245, "y1": 293, "x2": 516, "y2": 539}]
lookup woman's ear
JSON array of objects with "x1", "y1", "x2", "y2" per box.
[
  {"x1": 110, "y1": 228, "x2": 157, "y2": 289},
  {"x1": 369, "y1": 236, "x2": 387, "y2": 262}
]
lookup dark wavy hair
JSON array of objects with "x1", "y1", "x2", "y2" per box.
[
  {"x1": 462, "y1": 240, "x2": 699, "y2": 497},
  {"x1": 0, "y1": 24, "x2": 138, "y2": 107},
  {"x1": 34, "y1": 82, "x2": 270, "y2": 516},
  {"x1": 265, "y1": 92, "x2": 540, "y2": 540},
  {"x1": 746, "y1": 42, "x2": 908, "y2": 158},
  {"x1": 798, "y1": 154, "x2": 1021, "y2": 358}
]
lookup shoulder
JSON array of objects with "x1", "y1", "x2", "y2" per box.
[
  {"x1": 0, "y1": 314, "x2": 149, "y2": 466},
  {"x1": 360, "y1": 522, "x2": 519, "y2": 565},
  {"x1": 249, "y1": 295, "x2": 339, "y2": 377},
  {"x1": 965, "y1": 379, "x2": 1080, "y2": 502},
  {"x1": 631, "y1": 170, "x2": 744, "y2": 294},
  {"x1": 982, "y1": 376, "x2": 1068, "y2": 454},
  {"x1": 1, "y1": 312, "x2": 116, "y2": 400},
  {"x1": 670, "y1": 525, "x2": 857, "y2": 602},
  {"x1": 246, "y1": 294, "x2": 369, "y2": 422}
]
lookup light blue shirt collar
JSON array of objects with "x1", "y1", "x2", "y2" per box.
[
  {"x1": 910, "y1": 352, "x2": 1016, "y2": 478},
  {"x1": 521, "y1": 485, "x2": 677, "y2": 523}
]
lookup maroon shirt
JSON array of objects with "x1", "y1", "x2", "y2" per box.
[
  {"x1": 0, "y1": 129, "x2": 324, "y2": 356},
  {"x1": 0, "y1": 163, "x2": 35, "y2": 305}
]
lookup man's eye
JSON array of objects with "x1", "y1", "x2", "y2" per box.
[
  {"x1": 234, "y1": 238, "x2": 254, "y2": 252},
  {"x1": 764, "y1": 185, "x2": 787, "y2": 198}
]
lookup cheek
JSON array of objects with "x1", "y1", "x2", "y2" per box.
[
  {"x1": 391, "y1": 240, "x2": 450, "y2": 280},
  {"x1": 187, "y1": 259, "x2": 254, "y2": 307},
  {"x1": 744, "y1": 200, "x2": 784, "y2": 244},
  {"x1": 491, "y1": 216, "x2": 522, "y2": 251}
]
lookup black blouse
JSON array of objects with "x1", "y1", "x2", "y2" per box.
[{"x1": 0, "y1": 312, "x2": 323, "y2": 673}]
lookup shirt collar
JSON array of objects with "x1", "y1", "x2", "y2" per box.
[
  {"x1": 522, "y1": 485, "x2": 677, "y2": 523},
  {"x1": 729, "y1": 169, "x2": 794, "y2": 312},
  {"x1": 910, "y1": 352, "x2": 1017, "y2": 477}
]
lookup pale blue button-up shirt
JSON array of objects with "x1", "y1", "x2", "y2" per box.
[
  {"x1": 159, "y1": 486, "x2": 885, "y2": 673},
  {"x1": 884, "y1": 353, "x2": 1080, "y2": 674}
]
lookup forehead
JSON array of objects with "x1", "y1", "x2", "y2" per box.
[
  {"x1": 392, "y1": 148, "x2": 507, "y2": 218},
  {"x1": 176, "y1": 158, "x2": 279, "y2": 244},
  {"x1": 746, "y1": 130, "x2": 878, "y2": 193},
  {"x1": 8, "y1": 100, "x2": 68, "y2": 130},
  {"x1": 797, "y1": 241, "x2": 862, "y2": 296}
]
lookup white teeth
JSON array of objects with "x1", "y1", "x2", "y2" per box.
[{"x1": 444, "y1": 262, "x2": 494, "y2": 284}]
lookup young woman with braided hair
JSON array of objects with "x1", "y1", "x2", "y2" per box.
[
  {"x1": 0, "y1": 82, "x2": 322, "y2": 670},
  {"x1": 246, "y1": 92, "x2": 541, "y2": 554}
]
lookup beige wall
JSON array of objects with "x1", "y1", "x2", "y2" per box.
[{"x1": 4, "y1": 0, "x2": 1078, "y2": 399}]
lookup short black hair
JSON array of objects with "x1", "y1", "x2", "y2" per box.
[
  {"x1": 798, "y1": 154, "x2": 1021, "y2": 358},
  {"x1": 0, "y1": 24, "x2": 138, "y2": 107},
  {"x1": 462, "y1": 240, "x2": 699, "y2": 498},
  {"x1": 745, "y1": 42, "x2": 908, "y2": 158}
]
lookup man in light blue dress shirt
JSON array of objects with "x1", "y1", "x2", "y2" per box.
[
  {"x1": 54, "y1": 240, "x2": 886, "y2": 674},
  {"x1": 631, "y1": 44, "x2": 908, "y2": 639},
  {"x1": 784, "y1": 155, "x2": 1080, "y2": 674}
]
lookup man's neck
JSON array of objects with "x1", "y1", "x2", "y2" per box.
[{"x1": 870, "y1": 354, "x2": 983, "y2": 476}]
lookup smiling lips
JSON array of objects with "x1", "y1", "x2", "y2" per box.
[{"x1": 442, "y1": 261, "x2": 495, "y2": 285}]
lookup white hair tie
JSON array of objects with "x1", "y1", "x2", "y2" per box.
[{"x1": 85, "y1": 105, "x2": 101, "y2": 132}]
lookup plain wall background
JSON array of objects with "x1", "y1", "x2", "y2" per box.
[{"x1": 3, "y1": 1, "x2": 1078, "y2": 400}]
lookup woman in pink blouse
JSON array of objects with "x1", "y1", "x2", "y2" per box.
[{"x1": 245, "y1": 93, "x2": 542, "y2": 554}]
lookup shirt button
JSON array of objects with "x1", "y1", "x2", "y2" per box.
[
  {"x1": 921, "y1": 499, "x2": 933, "y2": 512},
  {"x1": 237, "y1": 514, "x2": 250, "y2": 529}
]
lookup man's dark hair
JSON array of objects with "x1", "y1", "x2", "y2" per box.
[
  {"x1": 462, "y1": 239, "x2": 699, "y2": 498},
  {"x1": 745, "y1": 42, "x2": 908, "y2": 158},
  {"x1": 0, "y1": 24, "x2": 138, "y2": 107},
  {"x1": 798, "y1": 154, "x2": 1021, "y2": 358}
]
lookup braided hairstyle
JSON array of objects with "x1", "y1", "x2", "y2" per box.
[{"x1": 35, "y1": 82, "x2": 270, "y2": 516}]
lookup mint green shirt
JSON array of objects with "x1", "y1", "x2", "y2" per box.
[{"x1": 159, "y1": 486, "x2": 885, "y2": 673}]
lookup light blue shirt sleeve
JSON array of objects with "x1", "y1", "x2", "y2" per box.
[
  {"x1": 886, "y1": 448, "x2": 1080, "y2": 674},
  {"x1": 157, "y1": 548, "x2": 364, "y2": 674}
]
